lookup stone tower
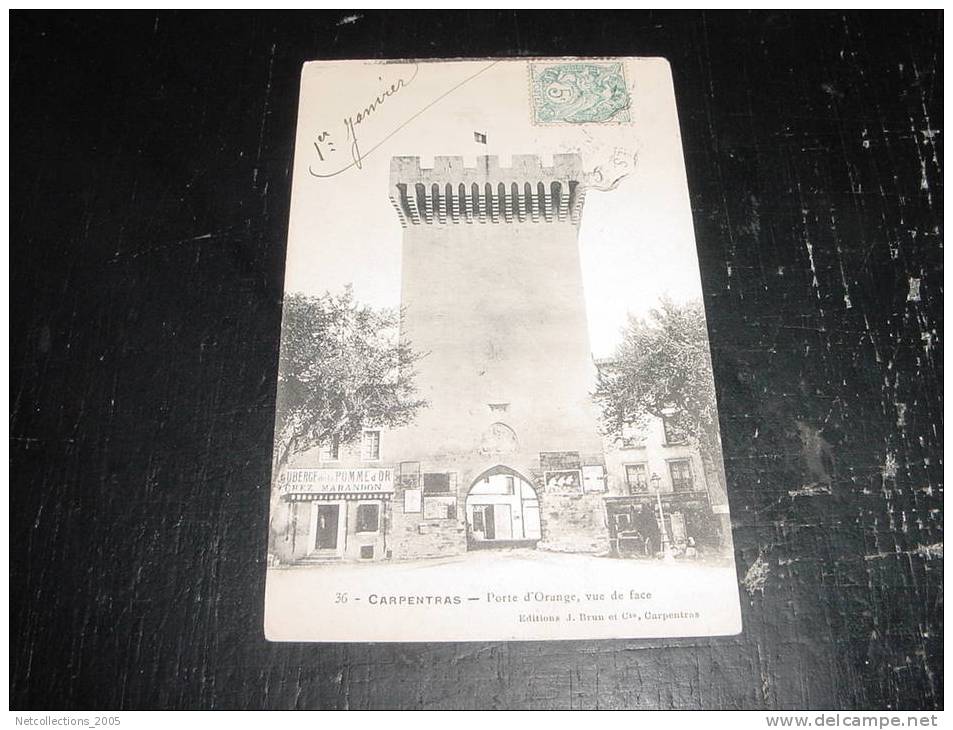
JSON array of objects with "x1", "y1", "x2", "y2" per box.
[{"x1": 386, "y1": 154, "x2": 608, "y2": 555}]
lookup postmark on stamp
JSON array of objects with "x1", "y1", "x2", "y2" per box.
[{"x1": 530, "y1": 62, "x2": 631, "y2": 125}]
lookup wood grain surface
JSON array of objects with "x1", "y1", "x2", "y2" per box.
[{"x1": 10, "y1": 11, "x2": 942, "y2": 710}]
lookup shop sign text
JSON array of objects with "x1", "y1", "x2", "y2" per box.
[{"x1": 280, "y1": 468, "x2": 395, "y2": 494}]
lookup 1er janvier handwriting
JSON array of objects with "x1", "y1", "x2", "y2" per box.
[{"x1": 309, "y1": 66, "x2": 418, "y2": 177}]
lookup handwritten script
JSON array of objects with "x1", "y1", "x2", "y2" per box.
[{"x1": 309, "y1": 65, "x2": 419, "y2": 178}]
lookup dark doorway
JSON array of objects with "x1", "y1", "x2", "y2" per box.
[
  {"x1": 315, "y1": 505, "x2": 339, "y2": 549},
  {"x1": 472, "y1": 504, "x2": 495, "y2": 540}
]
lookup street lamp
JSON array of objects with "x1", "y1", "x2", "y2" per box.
[{"x1": 650, "y1": 472, "x2": 672, "y2": 556}]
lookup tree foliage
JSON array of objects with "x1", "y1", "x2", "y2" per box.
[
  {"x1": 273, "y1": 287, "x2": 427, "y2": 474},
  {"x1": 594, "y1": 298, "x2": 721, "y2": 470}
]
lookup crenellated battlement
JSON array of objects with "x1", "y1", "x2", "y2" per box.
[{"x1": 389, "y1": 154, "x2": 587, "y2": 226}]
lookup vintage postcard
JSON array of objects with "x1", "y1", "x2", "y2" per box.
[{"x1": 265, "y1": 57, "x2": 743, "y2": 642}]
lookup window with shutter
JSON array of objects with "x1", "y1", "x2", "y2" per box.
[
  {"x1": 625, "y1": 463, "x2": 649, "y2": 494},
  {"x1": 361, "y1": 430, "x2": 381, "y2": 460},
  {"x1": 668, "y1": 460, "x2": 694, "y2": 492}
]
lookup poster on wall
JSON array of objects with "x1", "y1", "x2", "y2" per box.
[{"x1": 265, "y1": 57, "x2": 742, "y2": 641}]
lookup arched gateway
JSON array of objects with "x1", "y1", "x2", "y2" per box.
[{"x1": 465, "y1": 465, "x2": 541, "y2": 549}]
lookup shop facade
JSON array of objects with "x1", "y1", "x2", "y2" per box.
[
  {"x1": 275, "y1": 464, "x2": 394, "y2": 563},
  {"x1": 601, "y1": 414, "x2": 728, "y2": 557},
  {"x1": 272, "y1": 422, "x2": 726, "y2": 565}
]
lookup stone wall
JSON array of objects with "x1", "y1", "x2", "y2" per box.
[
  {"x1": 388, "y1": 488, "x2": 467, "y2": 560},
  {"x1": 535, "y1": 488, "x2": 610, "y2": 555}
]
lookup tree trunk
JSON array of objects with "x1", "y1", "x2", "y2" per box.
[{"x1": 273, "y1": 434, "x2": 301, "y2": 482}]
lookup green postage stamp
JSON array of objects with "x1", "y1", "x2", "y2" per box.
[{"x1": 530, "y1": 61, "x2": 631, "y2": 124}]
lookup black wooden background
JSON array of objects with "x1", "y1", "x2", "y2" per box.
[{"x1": 10, "y1": 11, "x2": 943, "y2": 710}]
